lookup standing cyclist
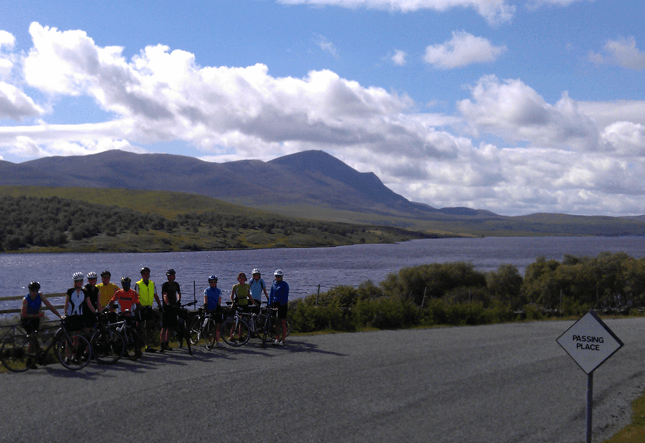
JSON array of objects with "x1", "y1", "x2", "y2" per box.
[
  {"x1": 21, "y1": 281, "x2": 62, "y2": 334},
  {"x1": 97, "y1": 270, "x2": 119, "y2": 311},
  {"x1": 203, "y1": 275, "x2": 224, "y2": 347},
  {"x1": 269, "y1": 269, "x2": 289, "y2": 346},
  {"x1": 83, "y1": 272, "x2": 100, "y2": 331},
  {"x1": 249, "y1": 268, "x2": 269, "y2": 313},
  {"x1": 135, "y1": 267, "x2": 162, "y2": 353},
  {"x1": 160, "y1": 269, "x2": 181, "y2": 352}
]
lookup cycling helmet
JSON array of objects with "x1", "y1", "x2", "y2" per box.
[
  {"x1": 252, "y1": 268, "x2": 261, "y2": 275},
  {"x1": 274, "y1": 269, "x2": 284, "y2": 277},
  {"x1": 208, "y1": 275, "x2": 218, "y2": 282},
  {"x1": 166, "y1": 268, "x2": 176, "y2": 276},
  {"x1": 28, "y1": 281, "x2": 40, "y2": 291},
  {"x1": 140, "y1": 267, "x2": 151, "y2": 275},
  {"x1": 87, "y1": 272, "x2": 98, "y2": 279},
  {"x1": 121, "y1": 277, "x2": 131, "y2": 286},
  {"x1": 100, "y1": 270, "x2": 111, "y2": 277},
  {"x1": 73, "y1": 272, "x2": 84, "y2": 282}
]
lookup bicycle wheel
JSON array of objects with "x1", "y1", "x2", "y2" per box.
[
  {"x1": 91, "y1": 328, "x2": 125, "y2": 364},
  {"x1": 204, "y1": 320, "x2": 216, "y2": 350},
  {"x1": 183, "y1": 321, "x2": 192, "y2": 355},
  {"x1": 1, "y1": 331, "x2": 37, "y2": 372},
  {"x1": 125, "y1": 328, "x2": 143, "y2": 361},
  {"x1": 221, "y1": 317, "x2": 250, "y2": 347},
  {"x1": 260, "y1": 315, "x2": 273, "y2": 348},
  {"x1": 57, "y1": 333, "x2": 92, "y2": 370},
  {"x1": 189, "y1": 317, "x2": 202, "y2": 345}
]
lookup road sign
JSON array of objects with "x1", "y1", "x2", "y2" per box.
[{"x1": 556, "y1": 310, "x2": 624, "y2": 375}]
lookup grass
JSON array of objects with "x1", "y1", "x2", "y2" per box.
[{"x1": 602, "y1": 395, "x2": 645, "y2": 442}]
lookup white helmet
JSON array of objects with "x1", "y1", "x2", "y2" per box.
[
  {"x1": 252, "y1": 268, "x2": 261, "y2": 275},
  {"x1": 87, "y1": 272, "x2": 98, "y2": 279},
  {"x1": 274, "y1": 269, "x2": 284, "y2": 277},
  {"x1": 73, "y1": 272, "x2": 84, "y2": 282}
]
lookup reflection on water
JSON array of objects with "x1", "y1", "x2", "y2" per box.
[{"x1": 2, "y1": 236, "x2": 645, "y2": 311}]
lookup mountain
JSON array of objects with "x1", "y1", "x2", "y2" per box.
[{"x1": 3, "y1": 149, "x2": 645, "y2": 236}]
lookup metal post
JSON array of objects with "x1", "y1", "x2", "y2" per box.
[
  {"x1": 193, "y1": 281, "x2": 196, "y2": 309},
  {"x1": 316, "y1": 285, "x2": 320, "y2": 306},
  {"x1": 586, "y1": 371, "x2": 593, "y2": 443}
]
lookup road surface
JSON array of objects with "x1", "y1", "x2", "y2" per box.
[{"x1": 2, "y1": 318, "x2": 645, "y2": 442}]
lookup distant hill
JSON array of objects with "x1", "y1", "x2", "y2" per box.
[{"x1": 2, "y1": 150, "x2": 645, "y2": 236}]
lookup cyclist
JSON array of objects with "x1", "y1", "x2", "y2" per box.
[
  {"x1": 269, "y1": 269, "x2": 289, "y2": 346},
  {"x1": 230, "y1": 272, "x2": 256, "y2": 313},
  {"x1": 160, "y1": 268, "x2": 181, "y2": 352},
  {"x1": 83, "y1": 271, "x2": 100, "y2": 330},
  {"x1": 65, "y1": 272, "x2": 97, "y2": 333},
  {"x1": 97, "y1": 270, "x2": 119, "y2": 311},
  {"x1": 203, "y1": 275, "x2": 224, "y2": 347},
  {"x1": 21, "y1": 281, "x2": 62, "y2": 335},
  {"x1": 249, "y1": 268, "x2": 269, "y2": 313},
  {"x1": 135, "y1": 266, "x2": 162, "y2": 353},
  {"x1": 108, "y1": 277, "x2": 142, "y2": 317}
]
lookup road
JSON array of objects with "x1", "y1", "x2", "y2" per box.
[{"x1": 2, "y1": 318, "x2": 645, "y2": 443}]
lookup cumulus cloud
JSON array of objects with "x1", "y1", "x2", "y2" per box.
[
  {"x1": 590, "y1": 37, "x2": 645, "y2": 71},
  {"x1": 0, "y1": 81, "x2": 43, "y2": 120},
  {"x1": 458, "y1": 75, "x2": 600, "y2": 150},
  {"x1": 3, "y1": 23, "x2": 645, "y2": 216},
  {"x1": 527, "y1": 0, "x2": 589, "y2": 8},
  {"x1": 277, "y1": 0, "x2": 515, "y2": 25},
  {"x1": 0, "y1": 30, "x2": 16, "y2": 79},
  {"x1": 391, "y1": 50, "x2": 407, "y2": 66},
  {"x1": 423, "y1": 31, "x2": 506, "y2": 69}
]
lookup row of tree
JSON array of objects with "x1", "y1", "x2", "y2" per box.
[{"x1": 297, "y1": 251, "x2": 644, "y2": 314}]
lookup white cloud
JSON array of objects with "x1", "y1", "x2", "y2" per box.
[
  {"x1": 315, "y1": 34, "x2": 339, "y2": 57},
  {"x1": 590, "y1": 37, "x2": 645, "y2": 71},
  {"x1": 277, "y1": 0, "x2": 515, "y2": 25},
  {"x1": 423, "y1": 31, "x2": 506, "y2": 69},
  {"x1": 4, "y1": 23, "x2": 645, "y2": 216},
  {"x1": 458, "y1": 75, "x2": 600, "y2": 150},
  {"x1": 0, "y1": 81, "x2": 43, "y2": 120},
  {"x1": 527, "y1": 0, "x2": 589, "y2": 8},
  {"x1": 0, "y1": 31, "x2": 15, "y2": 49},
  {"x1": 0, "y1": 30, "x2": 16, "y2": 80},
  {"x1": 391, "y1": 50, "x2": 407, "y2": 66}
]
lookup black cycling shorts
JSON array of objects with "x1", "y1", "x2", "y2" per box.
[
  {"x1": 21, "y1": 318, "x2": 40, "y2": 335},
  {"x1": 274, "y1": 303, "x2": 288, "y2": 320},
  {"x1": 140, "y1": 306, "x2": 154, "y2": 321},
  {"x1": 162, "y1": 305, "x2": 178, "y2": 328}
]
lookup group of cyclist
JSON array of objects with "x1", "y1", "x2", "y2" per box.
[{"x1": 20, "y1": 266, "x2": 291, "y2": 354}]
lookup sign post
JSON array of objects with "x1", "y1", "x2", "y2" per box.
[{"x1": 556, "y1": 310, "x2": 624, "y2": 443}]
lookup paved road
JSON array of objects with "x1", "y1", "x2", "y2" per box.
[{"x1": 2, "y1": 318, "x2": 645, "y2": 443}]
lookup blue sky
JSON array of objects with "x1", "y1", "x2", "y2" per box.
[{"x1": 1, "y1": 0, "x2": 644, "y2": 216}]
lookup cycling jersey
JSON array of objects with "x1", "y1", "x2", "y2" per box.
[
  {"x1": 249, "y1": 278, "x2": 265, "y2": 301},
  {"x1": 110, "y1": 289, "x2": 140, "y2": 313},
  {"x1": 97, "y1": 282, "x2": 119, "y2": 310},
  {"x1": 66, "y1": 288, "x2": 87, "y2": 316},
  {"x1": 269, "y1": 280, "x2": 289, "y2": 305},
  {"x1": 24, "y1": 293, "x2": 42, "y2": 316},
  {"x1": 162, "y1": 281, "x2": 181, "y2": 306},
  {"x1": 232, "y1": 283, "x2": 251, "y2": 306},
  {"x1": 204, "y1": 286, "x2": 222, "y2": 311}
]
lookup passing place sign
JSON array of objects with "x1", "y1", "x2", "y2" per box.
[{"x1": 557, "y1": 310, "x2": 624, "y2": 374}]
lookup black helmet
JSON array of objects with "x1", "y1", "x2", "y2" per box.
[
  {"x1": 28, "y1": 281, "x2": 40, "y2": 291},
  {"x1": 121, "y1": 277, "x2": 132, "y2": 286},
  {"x1": 166, "y1": 268, "x2": 176, "y2": 276},
  {"x1": 101, "y1": 270, "x2": 111, "y2": 277},
  {"x1": 140, "y1": 267, "x2": 151, "y2": 275}
]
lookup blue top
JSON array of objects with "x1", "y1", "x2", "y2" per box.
[
  {"x1": 24, "y1": 293, "x2": 42, "y2": 316},
  {"x1": 249, "y1": 278, "x2": 266, "y2": 301},
  {"x1": 269, "y1": 280, "x2": 289, "y2": 305},
  {"x1": 204, "y1": 286, "x2": 222, "y2": 311}
]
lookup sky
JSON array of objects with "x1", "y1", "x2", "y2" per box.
[{"x1": 0, "y1": 0, "x2": 644, "y2": 217}]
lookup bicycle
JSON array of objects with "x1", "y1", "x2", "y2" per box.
[
  {"x1": 89, "y1": 311, "x2": 125, "y2": 365},
  {"x1": 114, "y1": 311, "x2": 143, "y2": 361},
  {"x1": 190, "y1": 308, "x2": 223, "y2": 350},
  {"x1": 172, "y1": 301, "x2": 196, "y2": 355},
  {"x1": 1, "y1": 318, "x2": 91, "y2": 372},
  {"x1": 220, "y1": 302, "x2": 252, "y2": 347}
]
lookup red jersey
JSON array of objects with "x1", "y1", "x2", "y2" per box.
[{"x1": 110, "y1": 289, "x2": 140, "y2": 312}]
